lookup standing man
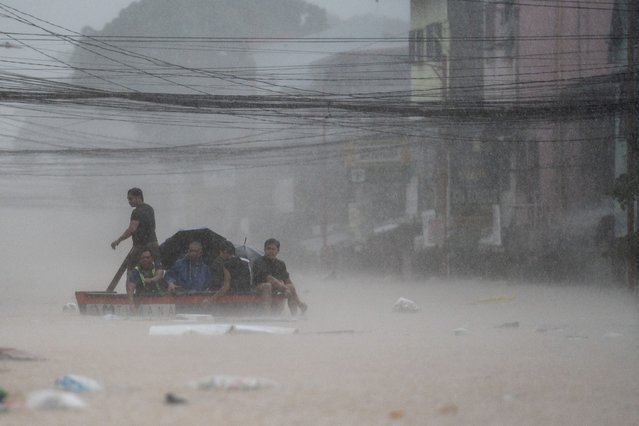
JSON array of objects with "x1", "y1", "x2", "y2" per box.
[
  {"x1": 165, "y1": 241, "x2": 211, "y2": 293},
  {"x1": 111, "y1": 187, "x2": 160, "y2": 271},
  {"x1": 252, "y1": 238, "x2": 307, "y2": 316}
]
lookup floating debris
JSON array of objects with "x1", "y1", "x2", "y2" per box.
[
  {"x1": 437, "y1": 403, "x2": 459, "y2": 416},
  {"x1": 149, "y1": 323, "x2": 297, "y2": 336},
  {"x1": 474, "y1": 295, "x2": 515, "y2": 304},
  {"x1": 495, "y1": 321, "x2": 520, "y2": 329},
  {"x1": 393, "y1": 297, "x2": 420, "y2": 313},
  {"x1": 389, "y1": 409, "x2": 405, "y2": 419},
  {"x1": 535, "y1": 325, "x2": 566, "y2": 334},
  {"x1": 566, "y1": 334, "x2": 589, "y2": 340},
  {"x1": 502, "y1": 393, "x2": 521, "y2": 402},
  {"x1": 453, "y1": 327, "x2": 469, "y2": 336},
  {"x1": 62, "y1": 302, "x2": 77, "y2": 313},
  {"x1": 149, "y1": 324, "x2": 233, "y2": 336},
  {"x1": 174, "y1": 314, "x2": 214, "y2": 321},
  {"x1": 306, "y1": 329, "x2": 358, "y2": 335},
  {"x1": 228, "y1": 324, "x2": 298, "y2": 335},
  {"x1": 101, "y1": 314, "x2": 123, "y2": 321},
  {"x1": 189, "y1": 375, "x2": 279, "y2": 391},
  {"x1": 26, "y1": 389, "x2": 85, "y2": 410},
  {"x1": 603, "y1": 332, "x2": 623, "y2": 339},
  {"x1": 165, "y1": 393, "x2": 187, "y2": 404},
  {"x1": 0, "y1": 347, "x2": 44, "y2": 361},
  {"x1": 55, "y1": 374, "x2": 103, "y2": 393}
]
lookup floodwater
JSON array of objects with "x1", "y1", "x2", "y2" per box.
[
  {"x1": 1, "y1": 266, "x2": 638, "y2": 425},
  {"x1": 1, "y1": 204, "x2": 638, "y2": 425}
]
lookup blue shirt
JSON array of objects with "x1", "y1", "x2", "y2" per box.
[{"x1": 164, "y1": 257, "x2": 211, "y2": 293}]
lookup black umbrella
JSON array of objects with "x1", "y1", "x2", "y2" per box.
[
  {"x1": 235, "y1": 244, "x2": 263, "y2": 263},
  {"x1": 159, "y1": 228, "x2": 227, "y2": 269}
]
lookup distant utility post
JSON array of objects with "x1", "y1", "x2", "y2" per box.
[{"x1": 626, "y1": 0, "x2": 637, "y2": 291}]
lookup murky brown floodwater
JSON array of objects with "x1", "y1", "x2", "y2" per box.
[{"x1": 1, "y1": 267, "x2": 638, "y2": 425}]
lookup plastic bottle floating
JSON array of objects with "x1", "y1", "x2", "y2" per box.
[{"x1": 54, "y1": 374, "x2": 103, "y2": 393}]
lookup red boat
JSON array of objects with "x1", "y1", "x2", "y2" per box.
[
  {"x1": 75, "y1": 228, "x2": 286, "y2": 316},
  {"x1": 75, "y1": 291, "x2": 286, "y2": 317}
]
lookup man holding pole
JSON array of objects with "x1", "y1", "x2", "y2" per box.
[{"x1": 111, "y1": 187, "x2": 161, "y2": 272}]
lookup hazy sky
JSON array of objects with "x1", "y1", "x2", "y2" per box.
[{"x1": 1, "y1": 0, "x2": 409, "y2": 33}]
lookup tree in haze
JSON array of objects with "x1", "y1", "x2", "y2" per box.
[
  {"x1": 100, "y1": 0, "x2": 328, "y2": 38},
  {"x1": 57, "y1": 0, "x2": 331, "y2": 237},
  {"x1": 68, "y1": 0, "x2": 329, "y2": 92}
]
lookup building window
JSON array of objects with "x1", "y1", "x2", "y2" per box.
[
  {"x1": 501, "y1": 1, "x2": 515, "y2": 56},
  {"x1": 426, "y1": 22, "x2": 442, "y2": 61},
  {"x1": 485, "y1": 2, "x2": 496, "y2": 49},
  {"x1": 485, "y1": 1, "x2": 515, "y2": 56},
  {"x1": 609, "y1": 0, "x2": 639, "y2": 64},
  {"x1": 409, "y1": 29, "x2": 425, "y2": 63}
]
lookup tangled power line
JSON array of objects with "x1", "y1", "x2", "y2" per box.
[{"x1": 0, "y1": 1, "x2": 635, "y2": 177}]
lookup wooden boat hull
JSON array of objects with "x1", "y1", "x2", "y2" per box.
[{"x1": 75, "y1": 291, "x2": 286, "y2": 317}]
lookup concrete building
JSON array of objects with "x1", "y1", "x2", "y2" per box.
[{"x1": 409, "y1": 0, "x2": 631, "y2": 280}]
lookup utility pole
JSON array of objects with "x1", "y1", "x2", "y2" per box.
[
  {"x1": 321, "y1": 118, "x2": 328, "y2": 253},
  {"x1": 436, "y1": 54, "x2": 450, "y2": 278},
  {"x1": 626, "y1": 0, "x2": 637, "y2": 291}
]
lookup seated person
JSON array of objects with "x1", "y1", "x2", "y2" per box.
[
  {"x1": 126, "y1": 249, "x2": 164, "y2": 308},
  {"x1": 252, "y1": 238, "x2": 307, "y2": 316},
  {"x1": 208, "y1": 244, "x2": 230, "y2": 294},
  {"x1": 211, "y1": 241, "x2": 272, "y2": 311},
  {"x1": 165, "y1": 241, "x2": 211, "y2": 293}
]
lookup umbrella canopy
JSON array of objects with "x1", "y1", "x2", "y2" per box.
[
  {"x1": 235, "y1": 244, "x2": 263, "y2": 263},
  {"x1": 159, "y1": 228, "x2": 227, "y2": 269}
]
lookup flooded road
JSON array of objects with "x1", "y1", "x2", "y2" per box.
[{"x1": 1, "y1": 271, "x2": 637, "y2": 425}]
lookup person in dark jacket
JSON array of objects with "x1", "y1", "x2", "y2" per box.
[{"x1": 211, "y1": 241, "x2": 272, "y2": 312}]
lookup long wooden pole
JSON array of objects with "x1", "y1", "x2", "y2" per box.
[{"x1": 106, "y1": 248, "x2": 133, "y2": 292}]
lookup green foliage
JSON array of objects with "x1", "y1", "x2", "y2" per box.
[{"x1": 611, "y1": 172, "x2": 639, "y2": 210}]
